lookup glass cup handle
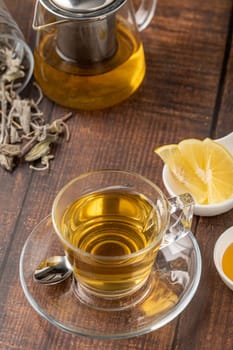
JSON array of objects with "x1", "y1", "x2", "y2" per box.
[
  {"x1": 162, "y1": 193, "x2": 195, "y2": 246},
  {"x1": 134, "y1": 0, "x2": 157, "y2": 32}
]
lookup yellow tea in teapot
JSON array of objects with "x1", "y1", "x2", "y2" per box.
[{"x1": 34, "y1": 21, "x2": 145, "y2": 110}]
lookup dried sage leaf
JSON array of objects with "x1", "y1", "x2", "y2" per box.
[
  {"x1": 24, "y1": 134, "x2": 58, "y2": 162},
  {"x1": 0, "y1": 154, "x2": 14, "y2": 171},
  {"x1": 10, "y1": 125, "x2": 21, "y2": 143},
  {"x1": 0, "y1": 48, "x2": 73, "y2": 172},
  {"x1": 12, "y1": 99, "x2": 32, "y2": 134},
  {"x1": 0, "y1": 48, "x2": 24, "y2": 84},
  {"x1": 0, "y1": 143, "x2": 21, "y2": 156}
]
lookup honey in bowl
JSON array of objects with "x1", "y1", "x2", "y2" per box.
[{"x1": 222, "y1": 243, "x2": 233, "y2": 281}]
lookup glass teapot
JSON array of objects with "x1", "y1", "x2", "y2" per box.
[{"x1": 33, "y1": 0, "x2": 157, "y2": 110}]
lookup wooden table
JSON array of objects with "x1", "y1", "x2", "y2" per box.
[{"x1": 1, "y1": 0, "x2": 233, "y2": 349}]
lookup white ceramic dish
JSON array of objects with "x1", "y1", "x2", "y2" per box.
[
  {"x1": 162, "y1": 132, "x2": 233, "y2": 216},
  {"x1": 213, "y1": 226, "x2": 233, "y2": 291}
]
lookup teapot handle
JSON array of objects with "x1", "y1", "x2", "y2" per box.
[{"x1": 134, "y1": 0, "x2": 157, "y2": 32}]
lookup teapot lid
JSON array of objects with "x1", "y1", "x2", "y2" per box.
[
  {"x1": 52, "y1": 0, "x2": 115, "y2": 12},
  {"x1": 39, "y1": 0, "x2": 126, "y2": 18}
]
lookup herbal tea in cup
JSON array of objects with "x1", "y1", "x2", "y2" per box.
[{"x1": 52, "y1": 170, "x2": 194, "y2": 310}]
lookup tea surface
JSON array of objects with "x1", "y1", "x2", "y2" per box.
[
  {"x1": 61, "y1": 188, "x2": 160, "y2": 256},
  {"x1": 60, "y1": 188, "x2": 161, "y2": 295}
]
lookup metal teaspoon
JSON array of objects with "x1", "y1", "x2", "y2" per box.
[{"x1": 33, "y1": 255, "x2": 72, "y2": 285}]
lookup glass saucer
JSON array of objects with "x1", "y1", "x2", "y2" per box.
[{"x1": 19, "y1": 216, "x2": 202, "y2": 339}]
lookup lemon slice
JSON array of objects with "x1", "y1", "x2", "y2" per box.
[{"x1": 155, "y1": 138, "x2": 233, "y2": 204}]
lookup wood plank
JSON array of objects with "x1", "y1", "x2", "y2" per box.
[
  {"x1": 215, "y1": 5, "x2": 233, "y2": 136},
  {"x1": 0, "y1": 0, "x2": 232, "y2": 349},
  {"x1": 173, "y1": 3, "x2": 233, "y2": 349}
]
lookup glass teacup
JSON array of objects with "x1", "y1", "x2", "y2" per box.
[{"x1": 52, "y1": 170, "x2": 194, "y2": 310}]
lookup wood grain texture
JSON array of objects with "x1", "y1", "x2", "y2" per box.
[{"x1": 0, "y1": 0, "x2": 232, "y2": 349}]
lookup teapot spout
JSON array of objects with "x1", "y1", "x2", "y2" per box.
[{"x1": 32, "y1": 0, "x2": 67, "y2": 31}]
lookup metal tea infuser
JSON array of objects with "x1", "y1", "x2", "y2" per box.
[{"x1": 32, "y1": 0, "x2": 157, "y2": 109}]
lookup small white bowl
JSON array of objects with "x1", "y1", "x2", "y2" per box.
[
  {"x1": 162, "y1": 132, "x2": 233, "y2": 216},
  {"x1": 213, "y1": 226, "x2": 233, "y2": 291}
]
